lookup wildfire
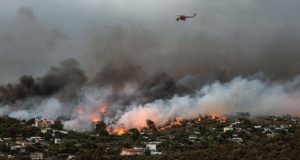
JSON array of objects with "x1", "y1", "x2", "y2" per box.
[
  {"x1": 74, "y1": 101, "x2": 110, "y2": 124},
  {"x1": 197, "y1": 117, "x2": 202, "y2": 122},
  {"x1": 158, "y1": 117, "x2": 183, "y2": 131},
  {"x1": 115, "y1": 128, "x2": 126, "y2": 135},
  {"x1": 211, "y1": 113, "x2": 218, "y2": 119},
  {"x1": 219, "y1": 117, "x2": 227, "y2": 123},
  {"x1": 174, "y1": 117, "x2": 182, "y2": 125},
  {"x1": 209, "y1": 113, "x2": 227, "y2": 123}
]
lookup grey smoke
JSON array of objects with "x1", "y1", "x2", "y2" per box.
[
  {"x1": 116, "y1": 76, "x2": 300, "y2": 129},
  {"x1": 1, "y1": 1, "x2": 300, "y2": 131},
  {"x1": 1, "y1": 1, "x2": 300, "y2": 82}
]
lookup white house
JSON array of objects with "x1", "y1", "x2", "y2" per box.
[
  {"x1": 54, "y1": 138, "x2": 63, "y2": 144},
  {"x1": 120, "y1": 147, "x2": 144, "y2": 156},
  {"x1": 223, "y1": 127, "x2": 233, "y2": 132},
  {"x1": 146, "y1": 142, "x2": 162, "y2": 155}
]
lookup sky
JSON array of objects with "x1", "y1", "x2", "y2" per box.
[{"x1": 1, "y1": 0, "x2": 300, "y2": 83}]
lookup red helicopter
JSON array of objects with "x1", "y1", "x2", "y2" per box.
[{"x1": 176, "y1": 13, "x2": 197, "y2": 21}]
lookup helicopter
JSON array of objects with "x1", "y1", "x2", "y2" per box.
[{"x1": 176, "y1": 13, "x2": 197, "y2": 21}]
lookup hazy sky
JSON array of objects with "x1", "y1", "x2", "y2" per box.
[{"x1": 1, "y1": 0, "x2": 300, "y2": 83}]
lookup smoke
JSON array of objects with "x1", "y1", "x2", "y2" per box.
[
  {"x1": 1, "y1": 1, "x2": 300, "y2": 82},
  {"x1": 0, "y1": 6, "x2": 71, "y2": 83},
  {"x1": 0, "y1": 58, "x2": 87, "y2": 103},
  {"x1": 1, "y1": 1, "x2": 300, "y2": 131},
  {"x1": 2, "y1": 73, "x2": 300, "y2": 132},
  {"x1": 116, "y1": 76, "x2": 300, "y2": 129}
]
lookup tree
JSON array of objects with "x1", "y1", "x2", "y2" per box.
[
  {"x1": 128, "y1": 128, "x2": 140, "y2": 141},
  {"x1": 146, "y1": 119, "x2": 156, "y2": 131},
  {"x1": 52, "y1": 119, "x2": 63, "y2": 130},
  {"x1": 145, "y1": 148, "x2": 151, "y2": 156},
  {"x1": 26, "y1": 118, "x2": 35, "y2": 125},
  {"x1": 95, "y1": 121, "x2": 108, "y2": 137}
]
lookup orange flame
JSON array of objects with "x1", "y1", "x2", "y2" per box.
[
  {"x1": 115, "y1": 128, "x2": 126, "y2": 135},
  {"x1": 175, "y1": 117, "x2": 182, "y2": 125}
]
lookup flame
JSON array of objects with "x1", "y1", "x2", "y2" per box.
[
  {"x1": 220, "y1": 117, "x2": 227, "y2": 123},
  {"x1": 115, "y1": 128, "x2": 126, "y2": 135},
  {"x1": 209, "y1": 112, "x2": 227, "y2": 123},
  {"x1": 175, "y1": 117, "x2": 182, "y2": 125},
  {"x1": 211, "y1": 113, "x2": 218, "y2": 119},
  {"x1": 197, "y1": 117, "x2": 202, "y2": 122},
  {"x1": 74, "y1": 101, "x2": 110, "y2": 124}
]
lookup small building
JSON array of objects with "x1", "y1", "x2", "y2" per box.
[
  {"x1": 10, "y1": 145, "x2": 22, "y2": 150},
  {"x1": 30, "y1": 152, "x2": 43, "y2": 160},
  {"x1": 223, "y1": 127, "x2": 233, "y2": 132},
  {"x1": 151, "y1": 151, "x2": 162, "y2": 155},
  {"x1": 34, "y1": 119, "x2": 52, "y2": 128},
  {"x1": 7, "y1": 155, "x2": 15, "y2": 159},
  {"x1": 254, "y1": 125, "x2": 262, "y2": 129},
  {"x1": 41, "y1": 128, "x2": 52, "y2": 133},
  {"x1": 3, "y1": 138, "x2": 12, "y2": 142},
  {"x1": 145, "y1": 142, "x2": 162, "y2": 155},
  {"x1": 67, "y1": 155, "x2": 76, "y2": 160},
  {"x1": 54, "y1": 138, "x2": 63, "y2": 144},
  {"x1": 188, "y1": 135, "x2": 198, "y2": 142},
  {"x1": 27, "y1": 137, "x2": 43, "y2": 144},
  {"x1": 146, "y1": 142, "x2": 161, "y2": 151},
  {"x1": 120, "y1": 147, "x2": 144, "y2": 156}
]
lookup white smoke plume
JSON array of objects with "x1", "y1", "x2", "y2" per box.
[{"x1": 116, "y1": 76, "x2": 300, "y2": 129}]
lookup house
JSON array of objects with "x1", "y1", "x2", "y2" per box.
[
  {"x1": 3, "y1": 138, "x2": 12, "y2": 142},
  {"x1": 41, "y1": 128, "x2": 52, "y2": 133},
  {"x1": 150, "y1": 151, "x2": 162, "y2": 155},
  {"x1": 146, "y1": 142, "x2": 162, "y2": 155},
  {"x1": 120, "y1": 147, "x2": 144, "y2": 156},
  {"x1": 67, "y1": 155, "x2": 76, "y2": 160},
  {"x1": 223, "y1": 127, "x2": 233, "y2": 132},
  {"x1": 230, "y1": 122, "x2": 240, "y2": 127},
  {"x1": 27, "y1": 137, "x2": 43, "y2": 144},
  {"x1": 7, "y1": 155, "x2": 14, "y2": 159},
  {"x1": 34, "y1": 119, "x2": 52, "y2": 128},
  {"x1": 54, "y1": 138, "x2": 63, "y2": 144},
  {"x1": 10, "y1": 145, "x2": 22, "y2": 150},
  {"x1": 254, "y1": 125, "x2": 262, "y2": 129},
  {"x1": 30, "y1": 152, "x2": 43, "y2": 160},
  {"x1": 188, "y1": 135, "x2": 198, "y2": 142},
  {"x1": 232, "y1": 134, "x2": 238, "y2": 138},
  {"x1": 267, "y1": 132, "x2": 276, "y2": 138},
  {"x1": 58, "y1": 130, "x2": 69, "y2": 134}
]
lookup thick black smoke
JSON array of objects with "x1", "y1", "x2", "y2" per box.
[{"x1": 0, "y1": 58, "x2": 87, "y2": 103}]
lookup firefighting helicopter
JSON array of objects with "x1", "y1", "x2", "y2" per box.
[{"x1": 176, "y1": 13, "x2": 197, "y2": 21}]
